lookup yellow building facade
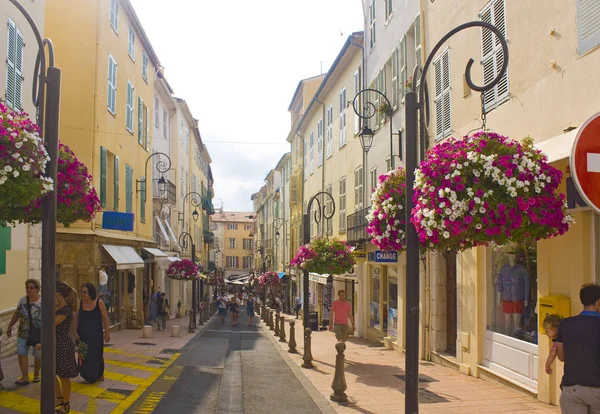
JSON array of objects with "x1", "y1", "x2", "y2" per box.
[{"x1": 211, "y1": 212, "x2": 254, "y2": 283}]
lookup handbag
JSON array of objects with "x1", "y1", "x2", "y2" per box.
[{"x1": 26, "y1": 297, "x2": 41, "y2": 347}]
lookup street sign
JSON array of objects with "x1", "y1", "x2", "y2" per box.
[{"x1": 571, "y1": 112, "x2": 600, "y2": 214}]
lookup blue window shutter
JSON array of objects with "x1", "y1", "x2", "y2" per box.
[
  {"x1": 114, "y1": 155, "x2": 119, "y2": 211},
  {"x1": 140, "y1": 176, "x2": 146, "y2": 222},
  {"x1": 100, "y1": 146, "x2": 107, "y2": 208},
  {"x1": 138, "y1": 97, "x2": 143, "y2": 144},
  {"x1": 125, "y1": 165, "x2": 132, "y2": 213}
]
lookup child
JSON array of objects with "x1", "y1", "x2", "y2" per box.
[{"x1": 543, "y1": 314, "x2": 563, "y2": 374}]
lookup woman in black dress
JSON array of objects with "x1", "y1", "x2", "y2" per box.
[
  {"x1": 73, "y1": 283, "x2": 110, "y2": 383},
  {"x1": 54, "y1": 280, "x2": 79, "y2": 413}
]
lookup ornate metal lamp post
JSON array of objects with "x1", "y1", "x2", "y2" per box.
[
  {"x1": 178, "y1": 191, "x2": 202, "y2": 329},
  {"x1": 178, "y1": 231, "x2": 197, "y2": 333},
  {"x1": 273, "y1": 217, "x2": 288, "y2": 272},
  {"x1": 135, "y1": 151, "x2": 171, "y2": 199},
  {"x1": 402, "y1": 22, "x2": 508, "y2": 413},
  {"x1": 302, "y1": 192, "x2": 335, "y2": 326},
  {"x1": 5, "y1": 1, "x2": 61, "y2": 411}
]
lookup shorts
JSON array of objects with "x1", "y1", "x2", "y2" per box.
[
  {"x1": 218, "y1": 308, "x2": 227, "y2": 316},
  {"x1": 17, "y1": 337, "x2": 41, "y2": 359},
  {"x1": 503, "y1": 300, "x2": 524, "y2": 314},
  {"x1": 334, "y1": 324, "x2": 352, "y2": 341}
]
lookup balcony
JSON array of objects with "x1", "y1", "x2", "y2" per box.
[
  {"x1": 347, "y1": 207, "x2": 370, "y2": 246},
  {"x1": 153, "y1": 178, "x2": 176, "y2": 203},
  {"x1": 203, "y1": 230, "x2": 215, "y2": 245}
]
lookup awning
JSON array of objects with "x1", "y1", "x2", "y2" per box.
[
  {"x1": 143, "y1": 247, "x2": 170, "y2": 269},
  {"x1": 333, "y1": 274, "x2": 359, "y2": 282},
  {"x1": 167, "y1": 257, "x2": 181, "y2": 262},
  {"x1": 278, "y1": 272, "x2": 286, "y2": 279},
  {"x1": 199, "y1": 273, "x2": 208, "y2": 279},
  {"x1": 155, "y1": 216, "x2": 170, "y2": 242},
  {"x1": 535, "y1": 128, "x2": 579, "y2": 163},
  {"x1": 309, "y1": 273, "x2": 330, "y2": 285},
  {"x1": 164, "y1": 219, "x2": 178, "y2": 244},
  {"x1": 101, "y1": 245, "x2": 145, "y2": 270},
  {"x1": 142, "y1": 247, "x2": 168, "y2": 258}
]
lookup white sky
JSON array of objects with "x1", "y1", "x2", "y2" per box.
[{"x1": 130, "y1": 0, "x2": 364, "y2": 212}]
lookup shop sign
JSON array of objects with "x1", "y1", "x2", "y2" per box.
[
  {"x1": 102, "y1": 212, "x2": 134, "y2": 231},
  {"x1": 571, "y1": 112, "x2": 600, "y2": 214},
  {"x1": 368, "y1": 250, "x2": 398, "y2": 263},
  {"x1": 351, "y1": 250, "x2": 367, "y2": 261}
]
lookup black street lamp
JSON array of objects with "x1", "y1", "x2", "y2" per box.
[
  {"x1": 136, "y1": 151, "x2": 171, "y2": 199},
  {"x1": 179, "y1": 231, "x2": 197, "y2": 333},
  {"x1": 273, "y1": 217, "x2": 288, "y2": 272},
  {"x1": 402, "y1": 21, "x2": 508, "y2": 413},
  {"x1": 6, "y1": 1, "x2": 61, "y2": 411},
  {"x1": 302, "y1": 191, "x2": 335, "y2": 327},
  {"x1": 178, "y1": 191, "x2": 202, "y2": 224}
]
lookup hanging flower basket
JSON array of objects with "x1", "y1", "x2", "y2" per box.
[
  {"x1": 291, "y1": 237, "x2": 355, "y2": 275},
  {"x1": 205, "y1": 275, "x2": 225, "y2": 287},
  {"x1": 25, "y1": 143, "x2": 101, "y2": 227},
  {"x1": 0, "y1": 103, "x2": 53, "y2": 226},
  {"x1": 166, "y1": 259, "x2": 199, "y2": 281},
  {"x1": 367, "y1": 167, "x2": 407, "y2": 251},
  {"x1": 259, "y1": 271, "x2": 281, "y2": 287},
  {"x1": 378, "y1": 102, "x2": 392, "y2": 117},
  {"x1": 411, "y1": 132, "x2": 574, "y2": 252}
]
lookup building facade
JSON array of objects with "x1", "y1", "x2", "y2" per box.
[{"x1": 211, "y1": 212, "x2": 254, "y2": 283}]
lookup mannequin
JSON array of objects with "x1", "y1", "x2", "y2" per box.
[{"x1": 496, "y1": 254, "x2": 529, "y2": 336}]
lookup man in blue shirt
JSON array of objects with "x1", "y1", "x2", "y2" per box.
[{"x1": 557, "y1": 283, "x2": 600, "y2": 413}]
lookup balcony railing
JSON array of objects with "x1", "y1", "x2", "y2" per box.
[
  {"x1": 347, "y1": 206, "x2": 370, "y2": 245},
  {"x1": 153, "y1": 178, "x2": 176, "y2": 203}
]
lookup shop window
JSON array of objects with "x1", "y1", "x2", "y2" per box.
[
  {"x1": 370, "y1": 266, "x2": 381, "y2": 329},
  {"x1": 488, "y1": 243, "x2": 537, "y2": 344},
  {"x1": 388, "y1": 273, "x2": 398, "y2": 338}
]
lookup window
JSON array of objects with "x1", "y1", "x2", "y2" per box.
[
  {"x1": 370, "y1": 167, "x2": 378, "y2": 194},
  {"x1": 309, "y1": 131, "x2": 314, "y2": 173},
  {"x1": 480, "y1": 0, "x2": 509, "y2": 111},
  {"x1": 227, "y1": 223, "x2": 237, "y2": 230},
  {"x1": 326, "y1": 184, "x2": 333, "y2": 235},
  {"x1": 317, "y1": 119, "x2": 323, "y2": 167},
  {"x1": 185, "y1": 127, "x2": 189, "y2": 153},
  {"x1": 100, "y1": 147, "x2": 119, "y2": 210},
  {"x1": 110, "y1": 0, "x2": 119, "y2": 32},
  {"x1": 398, "y1": 36, "x2": 407, "y2": 100},
  {"x1": 434, "y1": 49, "x2": 451, "y2": 140},
  {"x1": 100, "y1": 147, "x2": 107, "y2": 208},
  {"x1": 353, "y1": 70, "x2": 360, "y2": 134},
  {"x1": 390, "y1": 49, "x2": 399, "y2": 108},
  {"x1": 142, "y1": 52, "x2": 148, "y2": 83},
  {"x1": 226, "y1": 256, "x2": 238, "y2": 268},
  {"x1": 125, "y1": 164, "x2": 133, "y2": 213},
  {"x1": 243, "y1": 238, "x2": 253, "y2": 250},
  {"x1": 229, "y1": 238, "x2": 236, "y2": 249},
  {"x1": 339, "y1": 176, "x2": 346, "y2": 232},
  {"x1": 376, "y1": 70, "x2": 386, "y2": 125},
  {"x1": 414, "y1": 15, "x2": 422, "y2": 76},
  {"x1": 243, "y1": 256, "x2": 253, "y2": 269},
  {"x1": 107, "y1": 55, "x2": 117, "y2": 115},
  {"x1": 113, "y1": 156, "x2": 119, "y2": 211},
  {"x1": 140, "y1": 174, "x2": 146, "y2": 222},
  {"x1": 578, "y1": 0, "x2": 600, "y2": 55},
  {"x1": 5, "y1": 19, "x2": 23, "y2": 110},
  {"x1": 128, "y1": 27, "x2": 135, "y2": 60},
  {"x1": 339, "y1": 88, "x2": 347, "y2": 147},
  {"x1": 326, "y1": 105, "x2": 333, "y2": 157},
  {"x1": 385, "y1": 0, "x2": 393, "y2": 21},
  {"x1": 369, "y1": 0, "x2": 376, "y2": 49},
  {"x1": 354, "y1": 166, "x2": 364, "y2": 210},
  {"x1": 162, "y1": 109, "x2": 168, "y2": 139},
  {"x1": 138, "y1": 97, "x2": 147, "y2": 147},
  {"x1": 386, "y1": 157, "x2": 392, "y2": 172},
  {"x1": 303, "y1": 138, "x2": 308, "y2": 180},
  {"x1": 126, "y1": 81, "x2": 134, "y2": 132},
  {"x1": 244, "y1": 224, "x2": 253, "y2": 231}
]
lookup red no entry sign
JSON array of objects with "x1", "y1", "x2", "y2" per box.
[{"x1": 571, "y1": 113, "x2": 600, "y2": 214}]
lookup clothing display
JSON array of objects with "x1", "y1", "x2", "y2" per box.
[{"x1": 496, "y1": 262, "x2": 529, "y2": 313}]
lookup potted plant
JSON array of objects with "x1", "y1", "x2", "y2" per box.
[
  {"x1": 259, "y1": 271, "x2": 281, "y2": 287},
  {"x1": 367, "y1": 167, "x2": 407, "y2": 251},
  {"x1": 0, "y1": 103, "x2": 53, "y2": 226},
  {"x1": 378, "y1": 102, "x2": 392, "y2": 117},
  {"x1": 166, "y1": 259, "x2": 199, "y2": 281},
  {"x1": 411, "y1": 132, "x2": 574, "y2": 252},
  {"x1": 291, "y1": 237, "x2": 355, "y2": 275},
  {"x1": 406, "y1": 76, "x2": 413, "y2": 90}
]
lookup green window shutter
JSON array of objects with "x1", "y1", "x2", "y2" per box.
[
  {"x1": 114, "y1": 155, "x2": 119, "y2": 211},
  {"x1": 100, "y1": 146, "x2": 107, "y2": 208},
  {"x1": 140, "y1": 176, "x2": 146, "y2": 222},
  {"x1": 145, "y1": 106, "x2": 150, "y2": 150},
  {"x1": 5, "y1": 19, "x2": 23, "y2": 110},
  {"x1": 138, "y1": 97, "x2": 143, "y2": 144},
  {"x1": 0, "y1": 226, "x2": 12, "y2": 275},
  {"x1": 125, "y1": 165, "x2": 132, "y2": 213}
]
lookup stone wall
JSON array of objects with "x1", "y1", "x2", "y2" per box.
[
  {"x1": 28, "y1": 224, "x2": 42, "y2": 280},
  {"x1": 0, "y1": 307, "x2": 17, "y2": 358}
]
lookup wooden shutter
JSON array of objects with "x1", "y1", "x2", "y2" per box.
[
  {"x1": 480, "y1": 0, "x2": 508, "y2": 111},
  {"x1": 414, "y1": 14, "x2": 422, "y2": 85},
  {"x1": 114, "y1": 155, "x2": 119, "y2": 211},
  {"x1": 434, "y1": 50, "x2": 451, "y2": 140},
  {"x1": 138, "y1": 97, "x2": 143, "y2": 144},
  {"x1": 399, "y1": 37, "x2": 407, "y2": 98},
  {"x1": 14, "y1": 27, "x2": 23, "y2": 110},
  {"x1": 100, "y1": 146, "x2": 107, "y2": 208},
  {"x1": 578, "y1": 0, "x2": 600, "y2": 55},
  {"x1": 140, "y1": 175, "x2": 146, "y2": 222},
  {"x1": 125, "y1": 165, "x2": 132, "y2": 213},
  {"x1": 6, "y1": 20, "x2": 17, "y2": 109},
  {"x1": 145, "y1": 105, "x2": 150, "y2": 150}
]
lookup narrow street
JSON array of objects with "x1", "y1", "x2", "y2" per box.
[{"x1": 126, "y1": 313, "x2": 324, "y2": 414}]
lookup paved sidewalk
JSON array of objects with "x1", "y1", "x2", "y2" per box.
[
  {"x1": 266, "y1": 312, "x2": 560, "y2": 414},
  {"x1": 0, "y1": 315, "x2": 213, "y2": 413}
]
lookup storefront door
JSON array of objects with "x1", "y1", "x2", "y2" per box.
[{"x1": 445, "y1": 252, "x2": 457, "y2": 355}]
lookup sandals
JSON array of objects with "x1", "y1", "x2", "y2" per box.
[
  {"x1": 55, "y1": 401, "x2": 70, "y2": 413},
  {"x1": 14, "y1": 378, "x2": 29, "y2": 386},
  {"x1": 32, "y1": 376, "x2": 41, "y2": 383}
]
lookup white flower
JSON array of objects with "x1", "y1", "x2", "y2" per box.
[
  {"x1": 476, "y1": 224, "x2": 483, "y2": 230},
  {"x1": 443, "y1": 231, "x2": 450, "y2": 239},
  {"x1": 13, "y1": 171, "x2": 19, "y2": 178},
  {"x1": 15, "y1": 142, "x2": 22, "y2": 149},
  {"x1": 4, "y1": 165, "x2": 12, "y2": 172}
]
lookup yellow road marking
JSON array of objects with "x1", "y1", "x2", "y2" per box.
[
  {"x1": 105, "y1": 359, "x2": 166, "y2": 372},
  {"x1": 85, "y1": 398, "x2": 96, "y2": 414}
]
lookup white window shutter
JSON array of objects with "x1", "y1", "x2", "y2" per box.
[
  {"x1": 434, "y1": 58, "x2": 443, "y2": 140},
  {"x1": 442, "y1": 51, "x2": 452, "y2": 137},
  {"x1": 480, "y1": 0, "x2": 509, "y2": 111},
  {"x1": 414, "y1": 15, "x2": 422, "y2": 85},
  {"x1": 578, "y1": 0, "x2": 600, "y2": 55},
  {"x1": 5, "y1": 20, "x2": 17, "y2": 109},
  {"x1": 14, "y1": 27, "x2": 23, "y2": 110}
]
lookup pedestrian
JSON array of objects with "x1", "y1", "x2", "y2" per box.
[
  {"x1": 53, "y1": 280, "x2": 80, "y2": 413},
  {"x1": 230, "y1": 296, "x2": 240, "y2": 326},
  {"x1": 275, "y1": 296, "x2": 282, "y2": 313},
  {"x1": 218, "y1": 295, "x2": 228, "y2": 324},
  {"x1": 74, "y1": 283, "x2": 111, "y2": 383},
  {"x1": 156, "y1": 293, "x2": 169, "y2": 331},
  {"x1": 543, "y1": 313, "x2": 563, "y2": 374},
  {"x1": 329, "y1": 290, "x2": 355, "y2": 343},
  {"x1": 294, "y1": 296, "x2": 302, "y2": 319},
  {"x1": 246, "y1": 294, "x2": 255, "y2": 326},
  {"x1": 557, "y1": 283, "x2": 600, "y2": 413},
  {"x1": 6, "y1": 279, "x2": 41, "y2": 386}
]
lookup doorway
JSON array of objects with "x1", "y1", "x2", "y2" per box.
[{"x1": 445, "y1": 252, "x2": 457, "y2": 356}]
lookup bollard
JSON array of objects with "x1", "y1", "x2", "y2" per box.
[
  {"x1": 330, "y1": 342, "x2": 349, "y2": 402},
  {"x1": 302, "y1": 328, "x2": 314, "y2": 368},
  {"x1": 274, "y1": 312, "x2": 280, "y2": 336},
  {"x1": 171, "y1": 325, "x2": 181, "y2": 338},
  {"x1": 288, "y1": 321, "x2": 297, "y2": 353},
  {"x1": 263, "y1": 306, "x2": 269, "y2": 322},
  {"x1": 279, "y1": 315, "x2": 286, "y2": 343},
  {"x1": 142, "y1": 325, "x2": 153, "y2": 338},
  {"x1": 198, "y1": 307, "x2": 204, "y2": 325},
  {"x1": 269, "y1": 310, "x2": 275, "y2": 331}
]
